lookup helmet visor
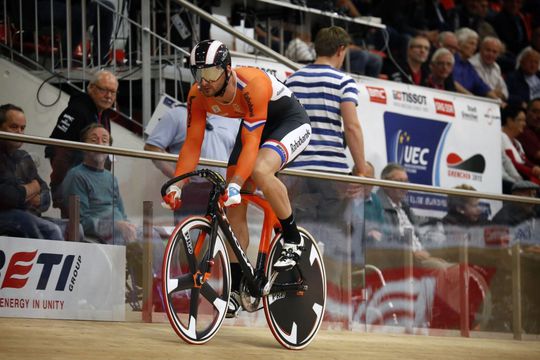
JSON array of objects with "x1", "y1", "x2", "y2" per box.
[{"x1": 192, "y1": 66, "x2": 225, "y2": 83}]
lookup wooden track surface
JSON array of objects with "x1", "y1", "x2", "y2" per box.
[{"x1": 1, "y1": 317, "x2": 540, "y2": 359}]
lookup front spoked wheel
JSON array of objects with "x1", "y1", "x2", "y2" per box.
[
  {"x1": 162, "y1": 216, "x2": 230, "y2": 344},
  {"x1": 263, "y1": 228, "x2": 327, "y2": 349}
]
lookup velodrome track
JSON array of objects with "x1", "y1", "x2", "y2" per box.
[{"x1": 1, "y1": 317, "x2": 539, "y2": 359}]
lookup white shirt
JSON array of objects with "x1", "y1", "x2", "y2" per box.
[{"x1": 470, "y1": 53, "x2": 509, "y2": 99}]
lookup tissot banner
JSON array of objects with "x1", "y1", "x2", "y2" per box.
[
  {"x1": 358, "y1": 78, "x2": 501, "y2": 194},
  {"x1": 0, "y1": 237, "x2": 125, "y2": 321}
]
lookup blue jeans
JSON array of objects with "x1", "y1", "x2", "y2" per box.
[
  {"x1": 0, "y1": 209, "x2": 63, "y2": 240},
  {"x1": 348, "y1": 49, "x2": 383, "y2": 78}
]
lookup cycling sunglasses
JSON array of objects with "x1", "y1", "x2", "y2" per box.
[{"x1": 192, "y1": 66, "x2": 225, "y2": 83}]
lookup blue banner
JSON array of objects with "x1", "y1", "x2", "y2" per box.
[{"x1": 384, "y1": 112, "x2": 451, "y2": 186}]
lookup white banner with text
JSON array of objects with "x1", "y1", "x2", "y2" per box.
[{"x1": 0, "y1": 237, "x2": 125, "y2": 321}]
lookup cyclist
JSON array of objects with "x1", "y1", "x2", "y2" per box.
[{"x1": 162, "y1": 39, "x2": 312, "y2": 317}]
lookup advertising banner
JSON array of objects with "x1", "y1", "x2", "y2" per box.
[
  {"x1": 0, "y1": 237, "x2": 125, "y2": 321},
  {"x1": 358, "y1": 78, "x2": 501, "y2": 194}
]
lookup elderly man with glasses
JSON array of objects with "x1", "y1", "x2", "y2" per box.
[{"x1": 45, "y1": 69, "x2": 118, "y2": 216}]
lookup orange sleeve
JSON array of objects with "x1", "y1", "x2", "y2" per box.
[
  {"x1": 174, "y1": 89, "x2": 207, "y2": 178},
  {"x1": 232, "y1": 76, "x2": 272, "y2": 184}
]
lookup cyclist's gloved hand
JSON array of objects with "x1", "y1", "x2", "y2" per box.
[
  {"x1": 162, "y1": 185, "x2": 182, "y2": 210},
  {"x1": 223, "y1": 183, "x2": 242, "y2": 207}
]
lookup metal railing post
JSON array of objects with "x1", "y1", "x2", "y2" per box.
[
  {"x1": 142, "y1": 200, "x2": 154, "y2": 322},
  {"x1": 141, "y1": 0, "x2": 151, "y2": 130},
  {"x1": 512, "y1": 242, "x2": 522, "y2": 340}
]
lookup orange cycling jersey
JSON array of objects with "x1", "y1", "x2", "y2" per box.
[{"x1": 175, "y1": 67, "x2": 294, "y2": 184}]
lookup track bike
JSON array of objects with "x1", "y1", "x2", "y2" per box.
[{"x1": 160, "y1": 169, "x2": 327, "y2": 349}]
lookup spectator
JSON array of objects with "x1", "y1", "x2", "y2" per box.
[
  {"x1": 351, "y1": 161, "x2": 385, "y2": 246},
  {"x1": 502, "y1": 145, "x2": 524, "y2": 194},
  {"x1": 0, "y1": 104, "x2": 63, "y2": 240},
  {"x1": 447, "y1": 0, "x2": 497, "y2": 38},
  {"x1": 426, "y1": 47, "x2": 466, "y2": 92},
  {"x1": 285, "y1": 25, "x2": 367, "y2": 268},
  {"x1": 453, "y1": 27, "x2": 499, "y2": 99},
  {"x1": 437, "y1": 31, "x2": 459, "y2": 54},
  {"x1": 492, "y1": 180, "x2": 539, "y2": 225},
  {"x1": 385, "y1": 35, "x2": 431, "y2": 85},
  {"x1": 347, "y1": 46, "x2": 384, "y2": 78},
  {"x1": 376, "y1": 163, "x2": 449, "y2": 268},
  {"x1": 489, "y1": 0, "x2": 530, "y2": 63},
  {"x1": 45, "y1": 69, "x2": 118, "y2": 215},
  {"x1": 286, "y1": 26, "x2": 367, "y2": 176},
  {"x1": 61, "y1": 124, "x2": 164, "y2": 274},
  {"x1": 285, "y1": 25, "x2": 316, "y2": 64},
  {"x1": 326, "y1": 1, "x2": 384, "y2": 78},
  {"x1": 517, "y1": 98, "x2": 540, "y2": 165},
  {"x1": 373, "y1": 0, "x2": 448, "y2": 54},
  {"x1": 144, "y1": 105, "x2": 239, "y2": 220},
  {"x1": 443, "y1": 184, "x2": 486, "y2": 226},
  {"x1": 501, "y1": 104, "x2": 540, "y2": 184},
  {"x1": 470, "y1": 36, "x2": 509, "y2": 102},
  {"x1": 505, "y1": 47, "x2": 540, "y2": 108},
  {"x1": 419, "y1": 184, "x2": 487, "y2": 246}
]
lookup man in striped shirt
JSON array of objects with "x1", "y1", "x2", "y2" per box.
[
  {"x1": 286, "y1": 26, "x2": 367, "y2": 177},
  {"x1": 285, "y1": 26, "x2": 368, "y2": 256}
]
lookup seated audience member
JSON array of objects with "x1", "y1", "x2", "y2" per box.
[
  {"x1": 45, "y1": 70, "x2": 118, "y2": 215},
  {"x1": 385, "y1": 35, "x2": 431, "y2": 85},
  {"x1": 0, "y1": 104, "x2": 63, "y2": 240},
  {"x1": 372, "y1": 0, "x2": 449, "y2": 55},
  {"x1": 426, "y1": 47, "x2": 468, "y2": 93},
  {"x1": 350, "y1": 161, "x2": 385, "y2": 247},
  {"x1": 502, "y1": 148, "x2": 524, "y2": 194},
  {"x1": 420, "y1": 184, "x2": 486, "y2": 246},
  {"x1": 469, "y1": 36, "x2": 509, "y2": 103},
  {"x1": 492, "y1": 180, "x2": 540, "y2": 226},
  {"x1": 446, "y1": 0, "x2": 497, "y2": 39},
  {"x1": 501, "y1": 104, "x2": 540, "y2": 184},
  {"x1": 453, "y1": 27, "x2": 499, "y2": 99},
  {"x1": 517, "y1": 98, "x2": 540, "y2": 165},
  {"x1": 346, "y1": 45, "x2": 384, "y2": 78},
  {"x1": 62, "y1": 124, "x2": 164, "y2": 273},
  {"x1": 437, "y1": 31, "x2": 459, "y2": 54},
  {"x1": 285, "y1": 25, "x2": 316, "y2": 64},
  {"x1": 444, "y1": 185, "x2": 485, "y2": 227},
  {"x1": 377, "y1": 163, "x2": 449, "y2": 269},
  {"x1": 144, "y1": 105, "x2": 239, "y2": 220},
  {"x1": 505, "y1": 47, "x2": 540, "y2": 108}
]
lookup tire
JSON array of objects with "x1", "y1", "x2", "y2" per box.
[
  {"x1": 263, "y1": 228, "x2": 327, "y2": 349},
  {"x1": 162, "y1": 216, "x2": 230, "y2": 344}
]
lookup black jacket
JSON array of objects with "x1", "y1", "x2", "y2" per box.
[
  {"x1": 48, "y1": 92, "x2": 111, "y2": 144},
  {"x1": 45, "y1": 92, "x2": 112, "y2": 211}
]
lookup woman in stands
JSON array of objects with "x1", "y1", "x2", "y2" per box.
[{"x1": 501, "y1": 104, "x2": 540, "y2": 186}]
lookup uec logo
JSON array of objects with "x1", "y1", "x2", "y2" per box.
[{"x1": 403, "y1": 146, "x2": 430, "y2": 165}]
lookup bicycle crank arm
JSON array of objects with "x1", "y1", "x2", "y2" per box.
[
  {"x1": 268, "y1": 282, "x2": 308, "y2": 294},
  {"x1": 262, "y1": 271, "x2": 279, "y2": 296}
]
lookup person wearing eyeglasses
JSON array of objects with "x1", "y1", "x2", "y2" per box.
[
  {"x1": 426, "y1": 47, "x2": 471, "y2": 95},
  {"x1": 45, "y1": 69, "x2": 118, "y2": 217},
  {"x1": 385, "y1": 35, "x2": 431, "y2": 86}
]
